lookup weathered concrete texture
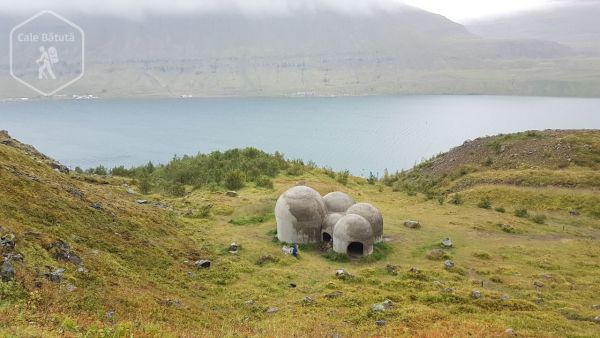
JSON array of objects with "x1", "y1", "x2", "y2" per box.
[
  {"x1": 323, "y1": 192, "x2": 355, "y2": 213},
  {"x1": 346, "y1": 203, "x2": 383, "y2": 242},
  {"x1": 322, "y1": 212, "x2": 344, "y2": 239},
  {"x1": 333, "y1": 214, "x2": 374, "y2": 256},
  {"x1": 275, "y1": 186, "x2": 326, "y2": 244}
]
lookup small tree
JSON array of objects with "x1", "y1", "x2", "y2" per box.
[
  {"x1": 336, "y1": 170, "x2": 350, "y2": 186},
  {"x1": 367, "y1": 172, "x2": 377, "y2": 185},
  {"x1": 139, "y1": 176, "x2": 152, "y2": 194},
  {"x1": 224, "y1": 170, "x2": 245, "y2": 190}
]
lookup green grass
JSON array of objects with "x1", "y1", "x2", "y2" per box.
[{"x1": 1, "y1": 130, "x2": 600, "y2": 337}]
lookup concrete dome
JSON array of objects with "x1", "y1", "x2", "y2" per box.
[
  {"x1": 322, "y1": 212, "x2": 344, "y2": 242},
  {"x1": 346, "y1": 203, "x2": 383, "y2": 242},
  {"x1": 323, "y1": 191, "x2": 355, "y2": 213},
  {"x1": 275, "y1": 186, "x2": 326, "y2": 244},
  {"x1": 333, "y1": 214, "x2": 374, "y2": 256}
]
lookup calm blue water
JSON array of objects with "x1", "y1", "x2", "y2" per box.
[{"x1": 1, "y1": 95, "x2": 600, "y2": 176}]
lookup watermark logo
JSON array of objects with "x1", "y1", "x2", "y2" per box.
[{"x1": 10, "y1": 10, "x2": 85, "y2": 96}]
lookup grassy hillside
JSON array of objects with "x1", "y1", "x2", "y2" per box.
[{"x1": 1, "y1": 130, "x2": 600, "y2": 337}]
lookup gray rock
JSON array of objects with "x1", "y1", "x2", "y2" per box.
[
  {"x1": 195, "y1": 260, "x2": 211, "y2": 268},
  {"x1": 127, "y1": 188, "x2": 136, "y2": 194},
  {"x1": 593, "y1": 316, "x2": 600, "y2": 323},
  {"x1": 382, "y1": 299, "x2": 393, "y2": 309},
  {"x1": 534, "y1": 281, "x2": 544, "y2": 288},
  {"x1": 65, "y1": 283, "x2": 77, "y2": 292},
  {"x1": 443, "y1": 260, "x2": 455, "y2": 270},
  {"x1": 1, "y1": 260, "x2": 15, "y2": 282},
  {"x1": 226, "y1": 191, "x2": 238, "y2": 197},
  {"x1": 324, "y1": 291, "x2": 343, "y2": 299},
  {"x1": 501, "y1": 294, "x2": 510, "y2": 302},
  {"x1": 244, "y1": 300, "x2": 255, "y2": 305},
  {"x1": 50, "y1": 268, "x2": 65, "y2": 283},
  {"x1": 228, "y1": 243, "x2": 239, "y2": 253},
  {"x1": 136, "y1": 199, "x2": 148, "y2": 204},
  {"x1": 0, "y1": 233, "x2": 16, "y2": 251},
  {"x1": 404, "y1": 220, "x2": 421, "y2": 229},
  {"x1": 385, "y1": 264, "x2": 398, "y2": 275},
  {"x1": 47, "y1": 241, "x2": 81, "y2": 266},
  {"x1": 266, "y1": 307, "x2": 279, "y2": 314},
  {"x1": 371, "y1": 303, "x2": 386, "y2": 312},
  {"x1": 441, "y1": 238, "x2": 453, "y2": 248},
  {"x1": 303, "y1": 296, "x2": 314, "y2": 305},
  {"x1": 335, "y1": 269, "x2": 347, "y2": 277},
  {"x1": 471, "y1": 290, "x2": 482, "y2": 299},
  {"x1": 505, "y1": 328, "x2": 515, "y2": 336},
  {"x1": 375, "y1": 320, "x2": 387, "y2": 326},
  {"x1": 592, "y1": 304, "x2": 600, "y2": 310},
  {"x1": 91, "y1": 202, "x2": 103, "y2": 210}
]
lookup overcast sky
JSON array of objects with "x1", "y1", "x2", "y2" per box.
[{"x1": 0, "y1": 0, "x2": 586, "y2": 22}]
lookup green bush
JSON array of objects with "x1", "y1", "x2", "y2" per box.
[
  {"x1": 224, "y1": 170, "x2": 246, "y2": 190},
  {"x1": 514, "y1": 208, "x2": 529, "y2": 218},
  {"x1": 367, "y1": 172, "x2": 377, "y2": 185},
  {"x1": 478, "y1": 197, "x2": 492, "y2": 209},
  {"x1": 495, "y1": 207, "x2": 506, "y2": 213},
  {"x1": 531, "y1": 214, "x2": 547, "y2": 224},
  {"x1": 336, "y1": 170, "x2": 350, "y2": 186},
  {"x1": 450, "y1": 194, "x2": 463, "y2": 205},
  {"x1": 138, "y1": 177, "x2": 152, "y2": 194},
  {"x1": 168, "y1": 182, "x2": 186, "y2": 197},
  {"x1": 255, "y1": 176, "x2": 274, "y2": 189}
]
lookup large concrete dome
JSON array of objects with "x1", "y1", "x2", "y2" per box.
[
  {"x1": 275, "y1": 186, "x2": 326, "y2": 244},
  {"x1": 322, "y1": 212, "x2": 344, "y2": 242},
  {"x1": 346, "y1": 203, "x2": 383, "y2": 242},
  {"x1": 323, "y1": 191, "x2": 355, "y2": 213},
  {"x1": 333, "y1": 214, "x2": 374, "y2": 256}
]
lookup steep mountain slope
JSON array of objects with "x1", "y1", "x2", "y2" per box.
[
  {"x1": 2, "y1": 7, "x2": 599, "y2": 98},
  {"x1": 1, "y1": 130, "x2": 599, "y2": 337},
  {"x1": 469, "y1": 3, "x2": 600, "y2": 55}
]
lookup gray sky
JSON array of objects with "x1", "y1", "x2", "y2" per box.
[{"x1": 0, "y1": 0, "x2": 587, "y2": 22}]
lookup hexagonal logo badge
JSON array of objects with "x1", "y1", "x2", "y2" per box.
[{"x1": 9, "y1": 10, "x2": 85, "y2": 96}]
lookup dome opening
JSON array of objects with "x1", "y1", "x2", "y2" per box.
[
  {"x1": 322, "y1": 232, "x2": 332, "y2": 242},
  {"x1": 347, "y1": 242, "x2": 364, "y2": 256}
]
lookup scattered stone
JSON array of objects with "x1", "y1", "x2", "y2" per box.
[
  {"x1": 228, "y1": 243, "x2": 239, "y2": 253},
  {"x1": 289, "y1": 283, "x2": 297, "y2": 288},
  {"x1": 534, "y1": 281, "x2": 544, "y2": 288},
  {"x1": 46, "y1": 241, "x2": 81, "y2": 266},
  {"x1": 65, "y1": 283, "x2": 77, "y2": 292},
  {"x1": 385, "y1": 264, "x2": 398, "y2": 276},
  {"x1": 77, "y1": 266, "x2": 88, "y2": 274},
  {"x1": 244, "y1": 300, "x2": 255, "y2": 305},
  {"x1": 4, "y1": 253, "x2": 23, "y2": 262},
  {"x1": 501, "y1": 294, "x2": 510, "y2": 302},
  {"x1": 335, "y1": 269, "x2": 347, "y2": 277},
  {"x1": 91, "y1": 202, "x2": 103, "y2": 210},
  {"x1": 49, "y1": 268, "x2": 65, "y2": 283},
  {"x1": 442, "y1": 287, "x2": 454, "y2": 294},
  {"x1": 66, "y1": 187, "x2": 85, "y2": 199},
  {"x1": 136, "y1": 199, "x2": 148, "y2": 204},
  {"x1": 427, "y1": 249, "x2": 447, "y2": 260},
  {"x1": 159, "y1": 299, "x2": 182, "y2": 308},
  {"x1": 499, "y1": 224, "x2": 515, "y2": 233},
  {"x1": 593, "y1": 316, "x2": 600, "y2": 323},
  {"x1": 266, "y1": 307, "x2": 279, "y2": 314},
  {"x1": 303, "y1": 296, "x2": 314, "y2": 305},
  {"x1": 127, "y1": 188, "x2": 136, "y2": 194},
  {"x1": 540, "y1": 273, "x2": 553, "y2": 280},
  {"x1": 404, "y1": 220, "x2": 421, "y2": 229},
  {"x1": 505, "y1": 328, "x2": 515, "y2": 336},
  {"x1": 409, "y1": 267, "x2": 420, "y2": 275},
  {"x1": 325, "y1": 291, "x2": 343, "y2": 299},
  {"x1": 375, "y1": 320, "x2": 387, "y2": 326},
  {"x1": 194, "y1": 260, "x2": 211, "y2": 269},
  {"x1": 441, "y1": 238, "x2": 453, "y2": 248},
  {"x1": 382, "y1": 299, "x2": 393, "y2": 309},
  {"x1": 471, "y1": 290, "x2": 482, "y2": 299},
  {"x1": 592, "y1": 304, "x2": 600, "y2": 310},
  {"x1": 226, "y1": 191, "x2": 238, "y2": 197},
  {"x1": 1, "y1": 259, "x2": 15, "y2": 282},
  {"x1": 569, "y1": 210, "x2": 580, "y2": 216},
  {"x1": 443, "y1": 260, "x2": 455, "y2": 270},
  {"x1": 0, "y1": 233, "x2": 16, "y2": 252},
  {"x1": 371, "y1": 303, "x2": 385, "y2": 312}
]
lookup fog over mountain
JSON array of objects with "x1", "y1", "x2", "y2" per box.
[
  {"x1": 1, "y1": 3, "x2": 599, "y2": 98},
  {"x1": 469, "y1": 1, "x2": 600, "y2": 55}
]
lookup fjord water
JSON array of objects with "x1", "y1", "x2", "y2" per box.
[{"x1": 1, "y1": 95, "x2": 600, "y2": 176}]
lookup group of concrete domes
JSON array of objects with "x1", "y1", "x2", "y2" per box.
[{"x1": 274, "y1": 185, "x2": 383, "y2": 256}]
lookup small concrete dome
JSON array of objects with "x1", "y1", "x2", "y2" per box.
[
  {"x1": 346, "y1": 203, "x2": 383, "y2": 242},
  {"x1": 275, "y1": 186, "x2": 326, "y2": 244},
  {"x1": 333, "y1": 214, "x2": 374, "y2": 256},
  {"x1": 322, "y1": 212, "x2": 344, "y2": 242},
  {"x1": 323, "y1": 191, "x2": 355, "y2": 213}
]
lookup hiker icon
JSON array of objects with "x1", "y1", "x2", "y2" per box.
[{"x1": 36, "y1": 46, "x2": 59, "y2": 80}]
